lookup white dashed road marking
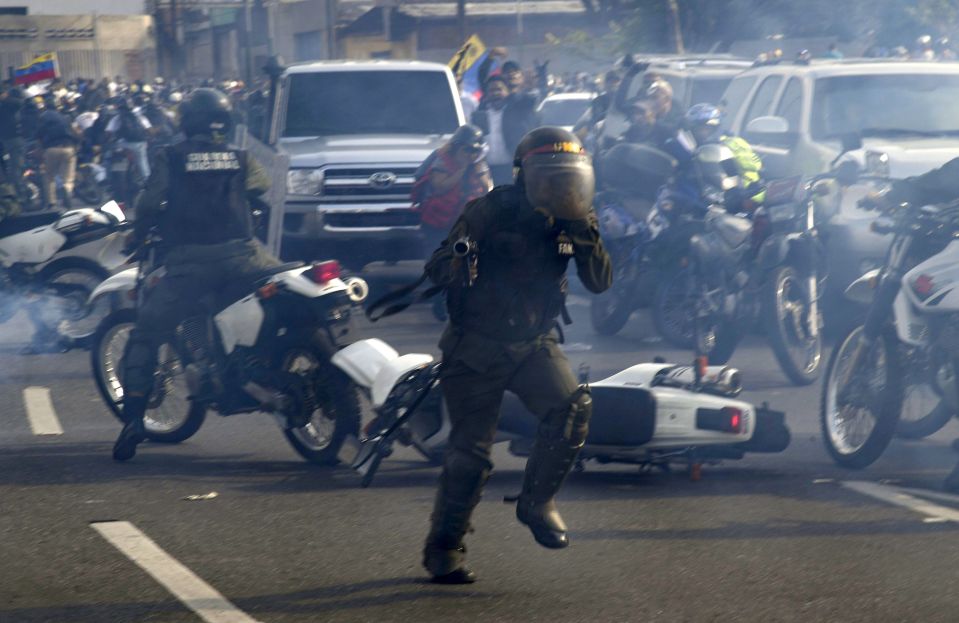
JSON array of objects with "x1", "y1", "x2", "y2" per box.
[
  {"x1": 23, "y1": 386, "x2": 63, "y2": 435},
  {"x1": 92, "y1": 521, "x2": 262, "y2": 623},
  {"x1": 843, "y1": 480, "x2": 959, "y2": 523}
]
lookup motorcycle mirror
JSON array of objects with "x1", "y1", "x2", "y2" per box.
[
  {"x1": 835, "y1": 160, "x2": 861, "y2": 187},
  {"x1": 840, "y1": 132, "x2": 863, "y2": 154},
  {"x1": 830, "y1": 132, "x2": 863, "y2": 168}
]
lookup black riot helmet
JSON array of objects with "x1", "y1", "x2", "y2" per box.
[
  {"x1": 513, "y1": 126, "x2": 595, "y2": 221},
  {"x1": 450, "y1": 124, "x2": 486, "y2": 152},
  {"x1": 179, "y1": 88, "x2": 234, "y2": 139}
]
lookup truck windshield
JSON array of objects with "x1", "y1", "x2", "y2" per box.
[
  {"x1": 811, "y1": 74, "x2": 959, "y2": 140},
  {"x1": 283, "y1": 70, "x2": 461, "y2": 137}
]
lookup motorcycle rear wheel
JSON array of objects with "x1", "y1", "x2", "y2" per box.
[
  {"x1": 92, "y1": 309, "x2": 206, "y2": 443},
  {"x1": 820, "y1": 325, "x2": 902, "y2": 469},
  {"x1": 763, "y1": 265, "x2": 822, "y2": 386},
  {"x1": 280, "y1": 333, "x2": 361, "y2": 465}
]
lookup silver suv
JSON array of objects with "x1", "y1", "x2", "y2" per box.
[
  {"x1": 721, "y1": 59, "x2": 959, "y2": 179},
  {"x1": 273, "y1": 61, "x2": 464, "y2": 268},
  {"x1": 722, "y1": 60, "x2": 959, "y2": 322}
]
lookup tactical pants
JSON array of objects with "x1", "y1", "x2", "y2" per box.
[
  {"x1": 122, "y1": 239, "x2": 280, "y2": 400},
  {"x1": 424, "y1": 331, "x2": 591, "y2": 574},
  {"x1": 2, "y1": 138, "x2": 23, "y2": 198}
]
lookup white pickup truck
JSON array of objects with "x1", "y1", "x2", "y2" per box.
[{"x1": 271, "y1": 60, "x2": 465, "y2": 268}]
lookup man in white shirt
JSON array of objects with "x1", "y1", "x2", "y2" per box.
[
  {"x1": 106, "y1": 98, "x2": 152, "y2": 180},
  {"x1": 470, "y1": 75, "x2": 539, "y2": 185}
]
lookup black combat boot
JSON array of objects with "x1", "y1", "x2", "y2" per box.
[
  {"x1": 515, "y1": 440, "x2": 581, "y2": 549},
  {"x1": 113, "y1": 395, "x2": 148, "y2": 462},
  {"x1": 423, "y1": 451, "x2": 489, "y2": 584}
]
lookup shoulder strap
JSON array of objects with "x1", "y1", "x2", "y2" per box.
[{"x1": 366, "y1": 272, "x2": 446, "y2": 322}]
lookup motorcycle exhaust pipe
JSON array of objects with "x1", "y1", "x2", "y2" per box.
[
  {"x1": 242, "y1": 381, "x2": 290, "y2": 416},
  {"x1": 344, "y1": 276, "x2": 370, "y2": 304},
  {"x1": 666, "y1": 365, "x2": 742, "y2": 395}
]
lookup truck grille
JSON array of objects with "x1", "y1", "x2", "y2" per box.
[
  {"x1": 324, "y1": 211, "x2": 421, "y2": 229},
  {"x1": 322, "y1": 166, "x2": 417, "y2": 201}
]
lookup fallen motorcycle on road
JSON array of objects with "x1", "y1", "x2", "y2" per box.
[{"x1": 332, "y1": 338, "x2": 791, "y2": 487}]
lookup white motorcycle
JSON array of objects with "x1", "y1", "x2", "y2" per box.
[
  {"x1": 332, "y1": 338, "x2": 791, "y2": 487},
  {"x1": 0, "y1": 200, "x2": 128, "y2": 344},
  {"x1": 89, "y1": 239, "x2": 371, "y2": 463},
  {"x1": 822, "y1": 197, "x2": 959, "y2": 473}
]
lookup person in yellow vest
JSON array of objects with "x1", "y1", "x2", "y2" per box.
[{"x1": 684, "y1": 103, "x2": 765, "y2": 206}]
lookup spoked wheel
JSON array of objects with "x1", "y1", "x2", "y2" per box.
[
  {"x1": 91, "y1": 309, "x2": 206, "y2": 443},
  {"x1": 820, "y1": 325, "x2": 902, "y2": 468},
  {"x1": 43, "y1": 265, "x2": 111, "y2": 344},
  {"x1": 653, "y1": 267, "x2": 696, "y2": 348},
  {"x1": 280, "y1": 334, "x2": 361, "y2": 465},
  {"x1": 764, "y1": 266, "x2": 822, "y2": 386},
  {"x1": 896, "y1": 347, "x2": 954, "y2": 439}
]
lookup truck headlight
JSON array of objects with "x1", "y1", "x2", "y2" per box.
[
  {"x1": 286, "y1": 168, "x2": 324, "y2": 196},
  {"x1": 864, "y1": 151, "x2": 890, "y2": 179}
]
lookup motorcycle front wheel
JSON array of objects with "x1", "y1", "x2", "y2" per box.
[
  {"x1": 279, "y1": 333, "x2": 361, "y2": 465},
  {"x1": 91, "y1": 309, "x2": 206, "y2": 443},
  {"x1": 763, "y1": 265, "x2": 822, "y2": 386},
  {"x1": 820, "y1": 325, "x2": 902, "y2": 469},
  {"x1": 896, "y1": 348, "x2": 953, "y2": 439},
  {"x1": 590, "y1": 284, "x2": 633, "y2": 336},
  {"x1": 652, "y1": 267, "x2": 696, "y2": 348}
]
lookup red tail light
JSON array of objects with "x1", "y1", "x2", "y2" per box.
[
  {"x1": 310, "y1": 260, "x2": 341, "y2": 284},
  {"x1": 696, "y1": 406, "x2": 744, "y2": 434},
  {"x1": 723, "y1": 407, "x2": 743, "y2": 433}
]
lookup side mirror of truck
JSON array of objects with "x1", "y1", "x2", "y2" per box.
[{"x1": 744, "y1": 116, "x2": 796, "y2": 148}]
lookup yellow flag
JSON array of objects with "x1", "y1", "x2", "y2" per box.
[{"x1": 448, "y1": 34, "x2": 486, "y2": 80}]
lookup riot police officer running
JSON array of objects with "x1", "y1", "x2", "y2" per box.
[
  {"x1": 112, "y1": 88, "x2": 280, "y2": 461},
  {"x1": 422, "y1": 127, "x2": 612, "y2": 583}
]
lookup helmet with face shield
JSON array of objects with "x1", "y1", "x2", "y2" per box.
[{"x1": 514, "y1": 126, "x2": 595, "y2": 221}]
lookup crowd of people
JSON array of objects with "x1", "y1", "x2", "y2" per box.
[{"x1": 0, "y1": 75, "x2": 270, "y2": 214}]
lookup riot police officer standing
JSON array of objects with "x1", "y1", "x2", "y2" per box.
[
  {"x1": 112, "y1": 88, "x2": 280, "y2": 461},
  {"x1": 422, "y1": 127, "x2": 612, "y2": 583}
]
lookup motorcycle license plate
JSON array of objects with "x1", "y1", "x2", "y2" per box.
[{"x1": 111, "y1": 161, "x2": 129, "y2": 172}]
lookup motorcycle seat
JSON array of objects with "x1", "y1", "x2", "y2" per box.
[
  {"x1": 250, "y1": 262, "x2": 305, "y2": 284},
  {"x1": 497, "y1": 384, "x2": 657, "y2": 447},
  {"x1": 0, "y1": 211, "x2": 60, "y2": 238},
  {"x1": 588, "y1": 385, "x2": 657, "y2": 446}
]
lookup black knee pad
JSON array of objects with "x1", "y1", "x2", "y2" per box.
[{"x1": 541, "y1": 385, "x2": 592, "y2": 447}]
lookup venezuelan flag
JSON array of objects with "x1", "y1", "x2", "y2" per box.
[{"x1": 15, "y1": 52, "x2": 58, "y2": 86}]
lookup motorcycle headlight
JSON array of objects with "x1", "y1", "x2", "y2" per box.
[{"x1": 286, "y1": 168, "x2": 324, "y2": 196}]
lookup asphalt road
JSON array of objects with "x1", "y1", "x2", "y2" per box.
[{"x1": 3, "y1": 290, "x2": 959, "y2": 623}]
